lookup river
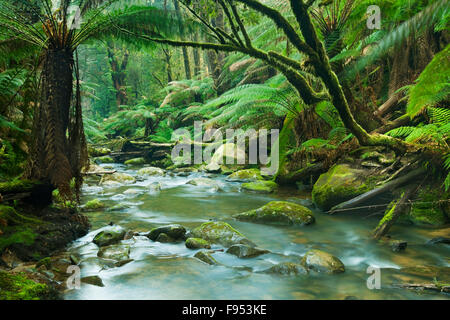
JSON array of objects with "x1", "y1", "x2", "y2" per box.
[{"x1": 64, "y1": 163, "x2": 450, "y2": 300}]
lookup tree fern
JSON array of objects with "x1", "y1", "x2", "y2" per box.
[{"x1": 405, "y1": 44, "x2": 450, "y2": 118}]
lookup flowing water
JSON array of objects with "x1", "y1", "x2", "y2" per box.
[{"x1": 64, "y1": 164, "x2": 450, "y2": 300}]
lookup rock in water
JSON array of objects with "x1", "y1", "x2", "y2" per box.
[
  {"x1": 191, "y1": 221, "x2": 255, "y2": 248},
  {"x1": 186, "y1": 178, "x2": 222, "y2": 191},
  {"x1": 311, "y1": 164, "x2": 372, "y2": 211},
  {"x1": 300, "y1": 249, "x2": 345, "y2": 274},
  {"x1": 146, "y1": 224, "x2": 186, "y2": 241},
  {"x1": 194, "y1": 251, "x2": 219, "y2": 265},
  {"x1": 124, "y1": 157, "x2": 146, "y2": 165},
  {"x1": 81, "y1": 275, "x2": 104, "y2": 287},
  {"x1": 226, "y1": 169, "x2": 263, "y2": 182},
  {"x1": 241, "y1": 181, "x2": 278, "y2": 193},
  {"x1": 100, "y1": 172, "x2": 136, "y2": 185},
  {"x1": 262, "y1": 262, "x2": 308, "y2": 275},
  {"x1": 137, "y1": 166, "x2": 165, "y2": 177},
  {"x1": 185, "y1": 238, "x2": 211, "y2": 249},
  {"x1": 233, "y1": 201, "x2": 315, "y2": 226},
  {"x1": 97, "y1": 244, "x2": 130, "y2": 262},
  {"x1": 93, "y1": 225, "x2": 127, "y2": 247},
  {"x1": 390, "y1": 240, "x2": 407, "y2": 252},
  {"x1": 226, "y1": 244, "x2": 269, "y2": 258}
]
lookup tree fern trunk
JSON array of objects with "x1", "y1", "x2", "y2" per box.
[{"x1": 26, "y1": 49, "x2": 75, "y2": 200}]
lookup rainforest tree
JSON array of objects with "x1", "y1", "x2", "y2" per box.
[
  {"x1": 0, "y1": 0, "x2": 181, "y2": 199},
  {"x1": 118, "y1": 0, "x2": 448, "y2": 156}
]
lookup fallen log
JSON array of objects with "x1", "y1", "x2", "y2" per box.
[
  {"x1": 329, "y1": 167, "x2": 426, "y2": 214},
  {"x1": 372, "y1": 187, "x2": 414, "y2": 239},
  {"x1": 373, "y1": 94, "x2": 400, "y2": 117}
]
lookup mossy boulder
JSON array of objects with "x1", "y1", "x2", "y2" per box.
[
  {"x1": 241, "y1": 181, "x2": 278, "y2": 193},
  {"x1": 262, "y1": 262, "x2": 308, "y2": 275},
  {"x1": 83, "y1": 199, "x2": 106, "y2": 211},
  {"x1": 226, "y1": 244, "x2": 269, "y2": 258},
  {"x1": 100, "y1": 172, "x2": 136, "y2": 185},
  {"x1": 147, "y1": 224, "x2": 186, "y2": 241},
  {"x1": 185, "y1": 238, "x2": 211, "y2": 249},
  {"x1": 233, "y1": 201, "x2": 315, "y2": 226},
  {"x1": 300, "y1": 249, "x2": 345, "y2": 274},
  {"x1": 312, "y1": 164, "x2": 372, "y2": 211},
  {"x1": 124, "y1": 157, "x2": 146, "y2": 166},
  {"x1": 93, "y1": 225, "x2": 126, "y2": 247},
  {"x1": 191, "y1": 221, "x2": 255, "y2": 248},
  {"x1": 407, "y1": 187, "x2": 449, "y2": 227},
  {"x1": 194, "y1": 251, "x2": 219, "y2": 265},
  {"x1": 0, "y1": 271, "x2": 53, "y2": 300},
  {"x1": 137, "y1": 166, "x2": 165, "y2": 177},
  {"x1": 226, "y1": 169, "x2": 263, "y2": 182},
  {"x1": 97, "y1": 244, "x2": 130, "y2": 261},
  {"x1": 95, "y1": 156, "x2": 114, "y2": 164}
]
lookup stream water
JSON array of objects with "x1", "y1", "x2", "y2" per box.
[{"x1": 64, "y1": 163, "x2": 450, "y2": 300}]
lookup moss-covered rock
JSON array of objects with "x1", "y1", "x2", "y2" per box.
[
  {"x1": 97, "y1": 244, "x2": 130, "y2": 261},
  {"x1": 233, "y1": 201, "x2": 315, "y2": 226},
  {"x1": 312, "y1": 164, "x2": 372, "y2": 211},
  {"x1": 241, "y1": 181, "x2": 278, "y2": 193},
  {"x1": 100, "y1": 172, "x2": 136, "y2": 185},
  {"x1": 226, "y1": 169, "x2": 263, "y2": 182},
  {"x1": 194, "y1": 251, "x2": 219, "y2": 265},
  {"x1": 300, "y1": 249, "x2": 345, "y2": 274},
  {"x1": 83, "y1": 199, "x2": 106, "y2": 211},
  {"x1": 226, "y1": 244, "x2": 269, "y2": 258},
  {"x1": 191, "y1": 221, "x2": 255, "y2": 248},
  {"x1": 124, "y1": 157, "x2": 146, "y2": 165},
  {"x1": 407, "y1": 187, "x2": 449, "y2": 227},
  {"x1": 93, "y1": 225, "x2": 126, "y2": 247},
  {"x1": 185, "y1": 237, "x2": 211, "y2": 249},
  {"x1": 0, "y1": 271, "x2": 53, "y2": 300},
  {"x1": 147, "y1": 224, "x2": 186, "y2": 241},
  {"x1": 262, "y1": 262, "x2": 308, "y2": 275},
  {"x1": 94, "y1": 156, "x2": 114, "y2": 164},
  {"x1": 137, "y1": 166, "x2": 165, "y2": 177}
]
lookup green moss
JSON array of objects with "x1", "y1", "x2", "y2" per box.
[
  {"x1": 312, "y1": 164, "x2": 372, "y2": 211},
  {"x1": 124, "y1": 157, "x2": 146, "y2": 165},
  {"x1": 191, "y1": 221, "x2": 254, "y2": 247},
  {"x1": 226, "y1": 169, "x2": 263, "y2": 182},
  {"x1": 376, "y1": 197, "x2": 400, "y2": 229},
  {"x1": 408, "y1": 187, "x2": 449, "y2": 226},
  {"x1": 84, "y1": 199, "x2": 106, "y2": 211},
  {"x1": 233, "y1": 201, "x2": 315, "y2": 226},
  {"x1": 241, "y1": 181, "x2": 278, "y2": 193},
  {"x1": 0, "y1": 271, "x2": 50, "y2": 300},
  {"x1": 0, "y1": 179, "x2": 36, "y2": 194},
  {"x1": 95, "y1": 155, "x2": 114, "y2": 164},
  {"x1": 185, "y1": 237, "x2": 211, "y2": 249},
  {"x1": 36, "y1": 257, "x2": 52, "y2": 269}
]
